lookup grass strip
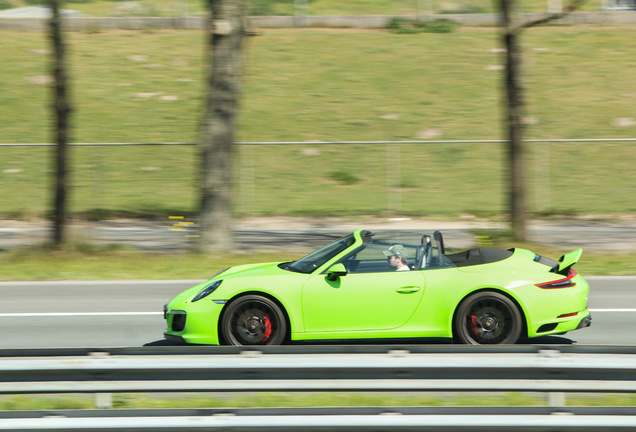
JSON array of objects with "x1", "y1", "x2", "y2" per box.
[
  {"x1": 0, "y1": 241, "x2": 634, "y2": 280},
  {"x1": 2, "y1": 392, "x2": 636, "y2": 410}
]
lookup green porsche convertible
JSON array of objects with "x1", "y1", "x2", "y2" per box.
[{"x1": 164, "y1": 229, "x2": 591, "y2": 345}]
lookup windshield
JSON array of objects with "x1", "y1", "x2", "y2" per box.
[{"x1": 286, "y1": 234, "x2": 356, "y2": 274}]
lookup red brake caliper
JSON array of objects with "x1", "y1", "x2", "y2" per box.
[
  {"x1": 262, "y1": 314, "x2": 272, "y2": 341},
  {"x1": 470, "y1": 315, "x2": 480, "y2": 337}
]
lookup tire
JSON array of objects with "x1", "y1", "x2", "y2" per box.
[
  {"x1": 454, "y1": 291, "x2": 522, "y2": 345},
  {"x1": 220, "y1": 295, "x2": 287, "y2": 346}
]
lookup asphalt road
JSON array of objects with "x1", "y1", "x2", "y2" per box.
[{"x1": 0, "y1": 277, "x2": 634, "y2": 349}]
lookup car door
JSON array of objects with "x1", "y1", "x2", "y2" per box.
[{"x1": 301, "y1": 267, "x2": 425, "y2": 333}]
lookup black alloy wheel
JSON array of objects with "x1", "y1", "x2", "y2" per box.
[
  {"x1": 221, "y1": 295, "x2": 286, "y2": 346},
  {"x1": 454, "y1": 291, "x2": 522, "y2": 344}
]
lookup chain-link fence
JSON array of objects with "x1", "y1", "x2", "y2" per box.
[{"x1": 1, "y1": 138, "x2": 634, "y2": 221}]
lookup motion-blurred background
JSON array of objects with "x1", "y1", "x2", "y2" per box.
[{"x1": 0, "y1": 0, "x2": 635, "y2": 277}]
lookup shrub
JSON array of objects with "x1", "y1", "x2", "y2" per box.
[
  {"x1": 425, "y1": 18, "x2": 458, "y2": 33},
  {"x1": 0, "y1": 0, "x2": 13, "y2": 10},
  {"x1": 110, "y1": 1, "x2": 158, "y2": 17},
  {"x1": 249, "y1": 0, "x2": 291, "y2": 16},
  {"x1": 387, "y1": 17, "x2": 458, "y2": 34},
  {"x1": 328, "y1": 170, "x2": 360, "y2": 185}
]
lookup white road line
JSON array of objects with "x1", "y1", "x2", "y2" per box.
[
  {"x1": 0, "y1": 312, "x2": 163, "y2": 317},
  {"x1": 589, "y1": 309, "x2": 636, "y2": 312}
]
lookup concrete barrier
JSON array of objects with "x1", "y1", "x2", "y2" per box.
[{"x1": 2, "y1": 11, "x2": 636, "y2": 31}]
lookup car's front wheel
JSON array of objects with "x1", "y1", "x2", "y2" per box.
[
  {"x1": 454, "y1": 291, "x2": 522, "y2": 344},
  {"x1": 220, "y1": 295, "x2": 287, "y2": 346}
]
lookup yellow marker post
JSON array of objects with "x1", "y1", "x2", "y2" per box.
[{"x1": 169, "y1": 216, "x2": 198, "y2": 238}]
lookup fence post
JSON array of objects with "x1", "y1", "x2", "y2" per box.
[
  {"x1": 417, "y1": 0, "x2": 434, "y2": 20},
  {"x1": 548, "y1": 392, "x2": 566, "y2": 407},
  {"x1": 239, "y1": 144, "x2": 255, "y2": 215},
  {"x1": 294, "y1": 0, "x2": 309, "y2": 27},
  {"x1": 385, "y1": 143, "x2": 402, "y2": 213},
  {"x1": 95, "y1": 392, "x2": 113, "y2": 409},
  {"x1": 533, "y1": 142, "x2": 551, "y2": 213}
]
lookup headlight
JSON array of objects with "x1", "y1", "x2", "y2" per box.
[{"x1": 192, "y1": 279, "x2": 223, "y2": 302}]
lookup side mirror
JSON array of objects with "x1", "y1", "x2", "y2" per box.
[{"x1": 326, "y1": 263, "x2": 347, "y2": 281}]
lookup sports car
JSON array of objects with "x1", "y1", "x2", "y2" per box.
[{"x1": 164, "y1": 229, "x2": 591, "y2": 345}]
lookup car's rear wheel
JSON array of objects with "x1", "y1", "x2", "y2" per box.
[
  {"x1": 454, "y1": 291, "x2": 522, "y2": 344},
  {"x1": 221, "y1": 295, "x2": 286, "y2": 346}
]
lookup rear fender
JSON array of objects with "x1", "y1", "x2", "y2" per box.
[{"x1": 451, "y1": 288, "x2": 528, "y2": 340}]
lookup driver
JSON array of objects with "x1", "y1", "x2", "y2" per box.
[{"x1": 382, "y1": 244, "x2": 410, "y2": 271}]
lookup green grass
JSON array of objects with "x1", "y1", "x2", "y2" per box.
[
  {"x1": 0, "y1": 248, "x2": 288, "y2": 280},
  {"x1": 0, "y1": 0, "x2": 605, "y2": 18},
  {"x1": 1, "y1": 27, "x2": 635, "y2": 219},
  {"x1": 2, "y1": 392, "x2": 636, "y2": 410}
]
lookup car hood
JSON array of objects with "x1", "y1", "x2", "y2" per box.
[
  {"x1": 169, "y1": 262, "x2": 291, "y2": 305},
  {"x1": 218, "y1": 261, "x2": 289, "y2": 280}
]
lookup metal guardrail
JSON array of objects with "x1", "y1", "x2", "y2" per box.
[
  {"x1": 2, "y1": 407, "x2": 636, "y2": 431},
  {"x1": 1, "y1": 346, "x2": 636, "y2": 430},
  {"x1": 2, "y1": 351, "x2": 636, "y2": 393},
  {"x1": 2, "y1": 344, "x2": 636, "y2": 394}
]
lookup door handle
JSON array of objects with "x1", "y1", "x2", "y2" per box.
[{"x1": 396, "y1": 286, "x2": 421, "y2": 294}]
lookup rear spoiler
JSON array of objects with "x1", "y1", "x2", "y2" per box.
[{"x1": 553, "y1": 248, "x2": 583, "y2": 275}]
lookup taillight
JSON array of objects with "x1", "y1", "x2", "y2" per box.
[
  {"x1": 557, "y1": 312, "x2": 579, "y2": 318},
  {"x1": 536, "y1": 269, "x2": 577, "y2": 289}
]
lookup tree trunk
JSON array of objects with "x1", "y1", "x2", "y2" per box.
[
  {"x1": 50, "y1": 0, "x2": 71, "y2": 248},
  {"x1": 500, "y1": 0, "x2": 527, "y2": 241},
  {"x1": 198, "y1": 0, "x2": 245, "y2": 253}
]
